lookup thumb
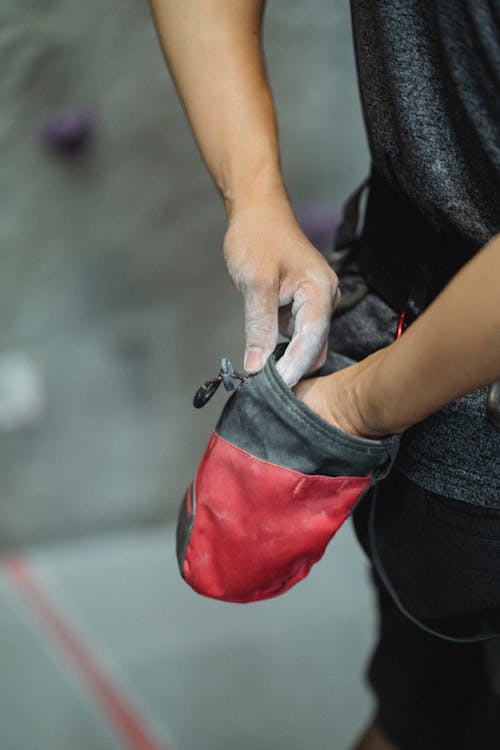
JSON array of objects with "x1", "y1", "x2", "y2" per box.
[{"x1": 243, "y1": 282, "x2": 279, "y2": 373}]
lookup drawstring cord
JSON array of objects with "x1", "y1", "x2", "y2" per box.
[{"x1": 193, "y1": 358, "x2": 248, "y2": 408}]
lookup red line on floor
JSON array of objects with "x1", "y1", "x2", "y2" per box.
[{"x1": 3, "y1": 554, "x2": 169, "y2": 750}]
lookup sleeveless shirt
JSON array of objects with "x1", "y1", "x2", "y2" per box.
[{"x1": 331, "y1": 1, "x2": 500, "y2": 506}]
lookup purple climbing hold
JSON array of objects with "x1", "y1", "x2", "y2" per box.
[
  {"x1": 296, "y1": 204, "x2": 341, "y2": 253},
  {"x1": 40, "y1": 109, "x2": 94, "y2": 155}
]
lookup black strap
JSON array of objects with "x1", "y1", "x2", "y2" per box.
[
  {"x1": 368, "y1": 483, "x2": 500, "y2": 643},
  {"x1": 333, "y1": 176, "x2": 370, "y2": 253},
  {"x1": 329, "y1": 171, "x2": 430, "y2": 321},
  {"x1": 360, "y1": 166, "x2": 478, "y2": 313},
  {"x1": 326, "y1": 178, "x2": 370, "y2": 316}
]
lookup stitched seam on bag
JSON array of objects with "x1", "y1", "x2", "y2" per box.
[
  {"x1": 189, "y1": 430, "x2": 219, "y2": 553},
  {"x1": 266, "y1": 357, "x2": 398, "y2": 452},
  {"x1": 262, "y1": 363, "x2": 360, "y2": 448},
  {"x1": 213, "y1": 431, "x2": 371, "y2": 484},
  {"x1": 262, "y1": 362, "x2": 395, "y2": 457},
  {"x1": 292, "y1": 474, "x2": 362, "y2": 502},
  {"x1": 181, "y1": 480, "x2": 197, "y2": 574}
]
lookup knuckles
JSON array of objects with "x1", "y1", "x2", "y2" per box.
[{"x1": 245, "y1": 317, "x2": 277, "y2": 339}]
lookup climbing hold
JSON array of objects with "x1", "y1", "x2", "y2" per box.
[{"x1": 40, "y1": 108, "x2": 94, "y2": 155}]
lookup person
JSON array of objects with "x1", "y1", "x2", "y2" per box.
[{"x1": 149, "y1": 2, "x2": 500, "y2": 748}]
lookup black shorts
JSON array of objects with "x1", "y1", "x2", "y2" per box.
[{"x1": 352, "y1": 467, "x2": 500, "y2": 750}]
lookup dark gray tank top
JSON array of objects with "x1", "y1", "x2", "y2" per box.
[
  {"x1": 341, "y1": 1, "x2": 500, "y2": 506},
  {"x1": 350, "y1": 0, "x2": 500, "y2": 247}
]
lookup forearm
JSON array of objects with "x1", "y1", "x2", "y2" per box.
[
  {"x1": 149, "y1": 0, "x2": 288, "y2": 215},
  {"x1": 351, "y1": 232, "x2": 500, "y2": 434}
]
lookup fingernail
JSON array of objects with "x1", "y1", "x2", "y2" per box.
[{"x1": 244, "y1": 349, "x2": 265, "y2": 372}]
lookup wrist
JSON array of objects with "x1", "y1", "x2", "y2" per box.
[
  {"x1": 221, "y1": 164, "x2": 290, "y2": 220},
  {"x1": 322, "y1": 347, "x2": 409, "y2": 438},
  {"x1": 349, "y1": 346, "x2": 413, "y2": 436}
]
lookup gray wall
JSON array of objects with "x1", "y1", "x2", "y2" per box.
[{"x1": 0, "y1": 0, "x2": 369, "y2": 547}]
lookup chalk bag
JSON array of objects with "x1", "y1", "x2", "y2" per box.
[{"x1": 176, "y1": 343, "x2": 401, "y2": 603}]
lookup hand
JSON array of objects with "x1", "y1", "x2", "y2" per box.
[
  {"x1": 223, "y1": 193, "x2": 341, "y2": 388},
  {"x1": 292, "y1": 357, "x2": 400, "y2": 439}
]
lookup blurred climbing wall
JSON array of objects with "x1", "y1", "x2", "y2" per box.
[{"x1": 0, "y1": 0, "x2": 368, "y2": 548}]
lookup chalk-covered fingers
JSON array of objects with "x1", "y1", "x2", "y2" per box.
[
  {"x1": 275, "y1": 279, "x2": 340, "y2": 388},
  {"x1": 242, "y1": 277, "x2": 279, "y2": 373},
  {"x1": 222, "y1": 198, "x2": 340, "y2": 383}
]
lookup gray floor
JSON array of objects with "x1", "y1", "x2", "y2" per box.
[
  {"x1": 0, "y1": 2, "x2": 376, "y2": 747},
  {"x1": 0, "y1": 521, "x2": 376, "y2": 750}
]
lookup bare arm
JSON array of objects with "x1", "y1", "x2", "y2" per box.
[
  {"x1": 359, "y1": 232, "x2": 500, "y2": 433},
  {"x1": 150, "y1": 1, "x2": 340, "y2": 384},
  {"x1": 149, "y1": 0, "x2": 284, "y2": 211},
  {"x1": 295, "y1": 232, "x2": 500, "y2": 436}
]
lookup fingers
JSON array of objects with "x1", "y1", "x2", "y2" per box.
[
  {"x1": 306, "y1": 339, "x2": 329, "y2": 375},
  {"x1": 243, "y1": 281, "x2": 279, "y2": 373},
  {"x1": 276, "y1": 283, "x2": 339, "y2": 388},
  {"x1": 278, "y1": 303, "x2": 294, "y2": 339}
]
